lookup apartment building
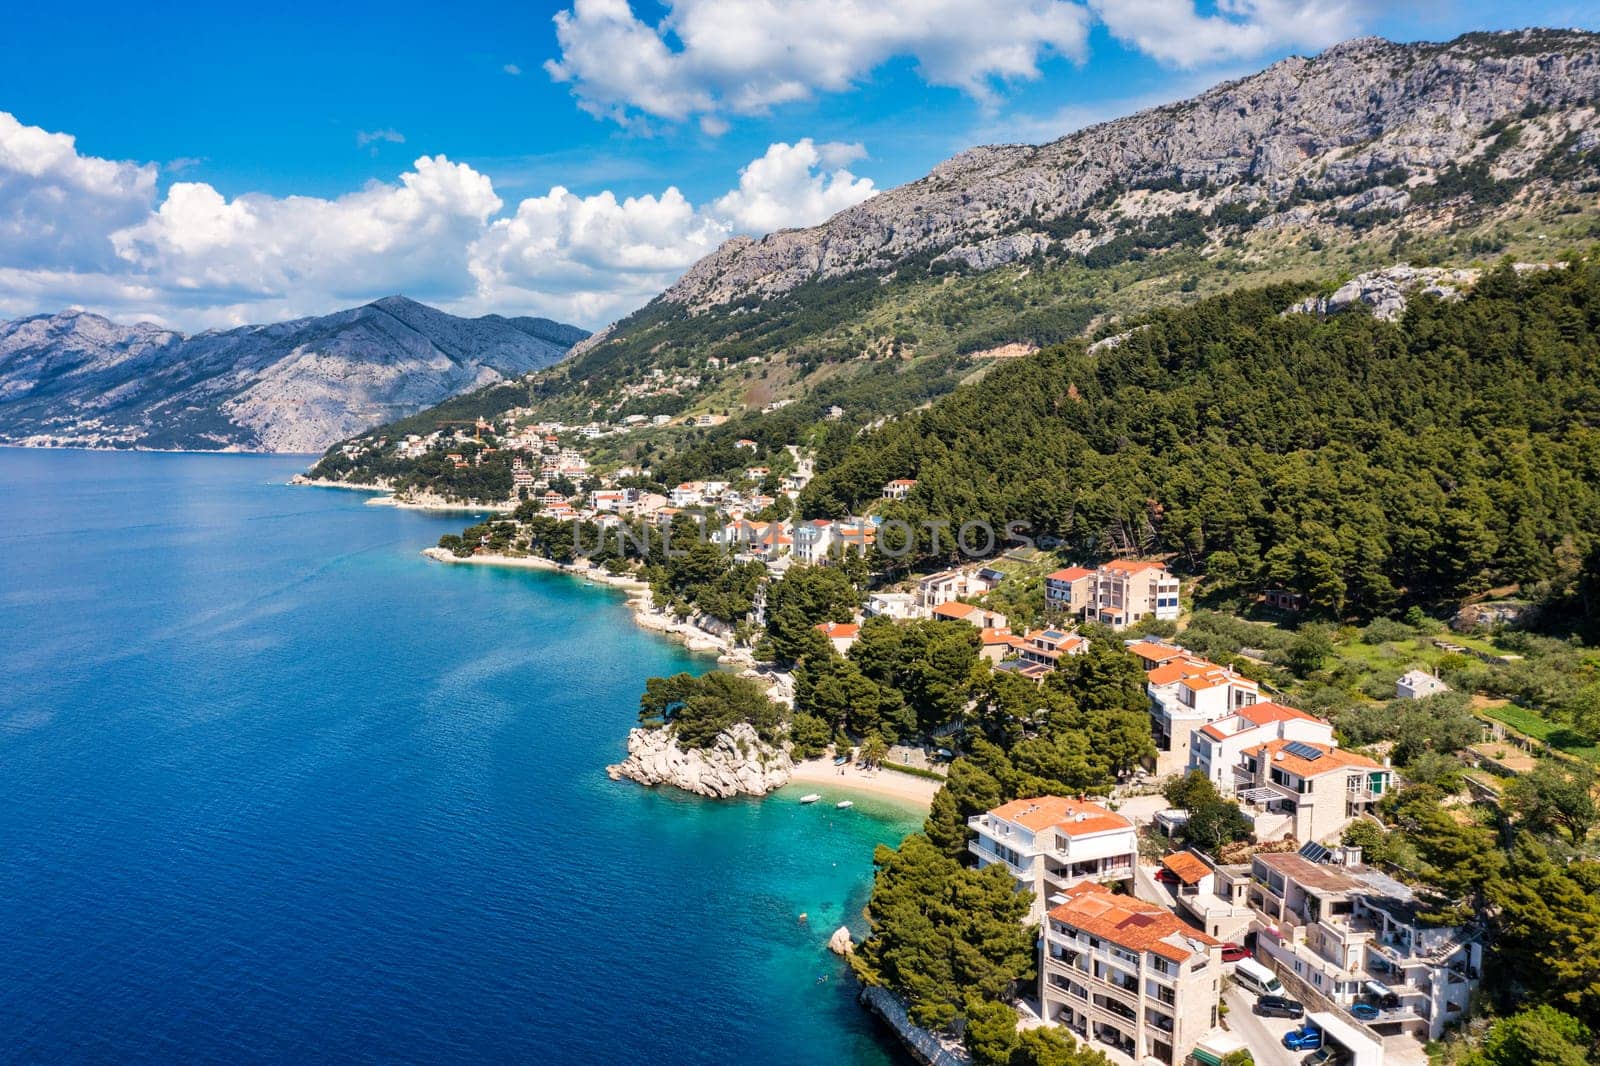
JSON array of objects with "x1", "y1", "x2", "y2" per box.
[
  {"x1": 1044, "y1": 566, "x2": 1096, "y2": 613},
  {"x1": 1091, "y1": 560, "x2": 1181, "y2": 631},
  {"x1": 1144, "y1": 655, "x2": 1261, "y2": 775},
  {"x1": 1233, "y1": 740, "x2": 1394, "y2": 844},
  {"x1": 1041, "y1": 881, "x2": 1222, "y2": 1066},
  {"x1": 1158, "y1": 851, "x2": 1254, "y2": 943},
  {"x1": 1249, "y1": 850, "x2": 1480, "y2": 1041},
  {"x1": 1018, "y1": 628, "x2": 1089, "y2": 673},
  {"x1": 967, "y1": 797, "x2": 1136, "y2": 919},
  {"x1": 1187, "y1": 702, "x2": 1334, "y2": 790}
]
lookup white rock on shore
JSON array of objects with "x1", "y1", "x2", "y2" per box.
[
  {"x1": 606, "y1": 722, "x2": 794, "y2": 798},
  {"x1": 828, "y1": 926, "x2": 855, "y2": 956}
]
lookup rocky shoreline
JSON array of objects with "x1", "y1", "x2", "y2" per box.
[
  {"x1": 292, "y1": 475, "x2": 512, "y2": 513},
  {"x1": 604, "y1": 722, "x2": 794, "y2": 798}
]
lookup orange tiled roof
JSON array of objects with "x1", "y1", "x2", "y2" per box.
[
  {"x1": 816, "y1": 621, "x2": 860, "y2": 640},
  {"x1": 932, "y1": 601, "x2": 977, "y2": 619},
  {"x1": 1238, "y1": 702, "x2": 1323, "y2": 727},
  {"x1": 1049, "y1": 882, "x2": 1218, "y2": 962},
  {"x1": 989, "y1": 796, "x2": 1132, "y2": 837},
  {"x1": 1161, "y1": 852, "x2": 1212, "y2": 885},
  {"x1": 1128, "y1": 641, "x2": 1187, "y2": 665},
  {"x1": 1046, "y1": 567, "x2": 1095, "y2": 582},
  {"x1": 1253, "y1": 738, "x2": 1381, "y2": 777},
  {"x1": 1100, "y1": 559, "x2": 1166, "y2": 575}
]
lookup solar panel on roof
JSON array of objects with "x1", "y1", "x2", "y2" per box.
[
  {"x1": 1283, "y1": 741, "x2": 1324, "y2": 761},
  {"x1": 1299, "y1": 841, "x2": 1333, "y2": 864}
]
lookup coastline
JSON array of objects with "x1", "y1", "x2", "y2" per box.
[
  {"x1": 785, "y1": 758, "x2": 940, "y2": 813},
  {"x1": 292, "y1": 475, "x2": 512, "y2": 514},
  {"x1": 420, "y1": 547, "x2": 741, "y2": 659}
]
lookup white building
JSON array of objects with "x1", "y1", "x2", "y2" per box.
[
  {"x1": 968, "y1": 796, "x2": 1137, "y2": 920},
  {"x1": 1144, "y1": 654, "x2": 1262, "y2": 775},
  {"x1": 1187, "y1": 702, "x2": 1335, "y2": 790},
  {"x1": 1396, "y1": 669, "x2": 1451, "y2": 700},
  {"x1": 1090, "y1": 560, "x2": 1181, "y2": 631},
  {"x1": 1250, "y1": 850, "x2": 1480, "y2": 1042}
]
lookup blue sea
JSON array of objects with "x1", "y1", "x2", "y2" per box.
[{"x1": 0, "y1": 449, "x2": 919, "y2": 1065}]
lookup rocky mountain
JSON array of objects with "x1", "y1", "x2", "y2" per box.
[
  {"x1": 652, "y1": 29, "x2": 1600, "y2": 317},
  {"x1": 0, "y1": 297, "x2": 587, "y2": 453},
  {"x1": 319, "y1": 29, "x2": 1600, "y2": 485}
]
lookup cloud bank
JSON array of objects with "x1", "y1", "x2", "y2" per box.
[
  {"x1": 0, "y1": 112, "x2": 877, "y2": 331},
  {"x1": 545, "y1": 0, "x2": 1363, "y2": 128}
]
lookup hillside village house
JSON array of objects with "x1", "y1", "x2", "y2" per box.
[
  {"x1": 1396, "y1": 669, "x2": 1451, "y2": 700},
  {"x1": 815, "y1": 621, "x2": 860, "y2": 655},
  {"x1": 1044, "y1": 566, "x2": 1096, "y2": 614},
  {"x1": 881, "y1": 478, "x2": 917, "y2": 500},
  {"x1": 1250, "y1": 851, "x2": 1480, "y2": 1041},
  {"x1": 978, "y1": 627, "x2": 1027, "y2": 663},
  {"x1": 1144, "y1": 653, "x2": 1262, "y2": 774},
  {"x1": 1091, "y1": 560, "x2": 1181, "y2": 631},
  {"x1": 1040, "y1": 881, "x2": 1222, "y2": 1066},
  {"x1": 865, "y1": 592, "x2": 917, "y2": 620},
  {"x1": 914, "y1": 568, "x2": 999, "y2": 611},
  {"x1": 968, "y1": 797, "x2": 1136, "y2": 920},
  {"x1": 1234, "y1": 740, "x2": 1394, "y2": 844},
  {"x1": 1018, "y1": 629, "x2": 1089, "y2": 672},
  {"x1": 1158, "y1": 851, "x2": 1255, "y2": 943},
  {"x1": 930, "y1": 601, "x2": 1008, "y2": 629},
  {"x1": 1188, "y1": 703, "x2": 1335, "y2": 789}
]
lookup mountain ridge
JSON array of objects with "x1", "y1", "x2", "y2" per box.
[{"x1": 0, "y1": 297, "x2": 588, "y2": 453}]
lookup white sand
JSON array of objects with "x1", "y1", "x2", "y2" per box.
[{"x1": 785, "y1": 757, "x2": 942, "y2": 811}]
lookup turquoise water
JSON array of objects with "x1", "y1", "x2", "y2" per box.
[{"x1": 0, "y1": 449, "x2": 919, "y2": 1065}]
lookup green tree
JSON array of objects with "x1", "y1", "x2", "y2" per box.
[
  {"x1": 963, "y1": 997, "x2": 1021, "y2": 1066},
  {"x1": 1467, "y1": 1005, "x2": 1592, "y2": 1066},
  {"x1": 851, "y1": 834, "x2": 1035, "y2": 1030},
  {"x1": 1508, "y1": 760, "x2": 1600, "y2": 843},
  {"x1": 638, "y1": 670, "x2": 784, "y2": 748}
]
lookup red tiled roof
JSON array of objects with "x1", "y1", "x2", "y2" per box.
[
  {"x1": 932, "y1": 601, "x2": 977, "y2": 619},
  {"x1": 989, "y1": 796, "x2": 1132, "y2": 837},
  {"x1": 1049, "y1": 882, "x2": 1218, "y2": 962},
  {"x1": 816, "y1": 621, "x2": 860, "y2": 640},
  {"x1": 1046, "y1": 567, "x2": 1095, "y2": 582},
  {"x1": 1101, "y1": 559, "x2": 1167, "y2": 575},
  {"x1": 1161, "y1": 852, "x2": 1212, "y2": 886},
  {"x1": 1253, "y1": 738, "x2": 1382, "y2": 777}
]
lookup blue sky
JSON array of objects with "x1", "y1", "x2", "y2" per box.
[{"x1": 0, "y1": 0, "x2": 1594, "y2": 330}]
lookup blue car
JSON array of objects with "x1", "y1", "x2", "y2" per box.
[
  {"x1": 1283, "y1": 1027, "x2": 1323, "y2": 1051},
  {"x1": 1350, "y1": 1002, "x2": 1381, "y2": 1021}
]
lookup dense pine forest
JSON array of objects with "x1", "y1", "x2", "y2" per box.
[{"x1": 801, "y1": 259, "x2": 1600, "y2": 628}]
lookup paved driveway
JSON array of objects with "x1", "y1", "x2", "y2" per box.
[{"x1": 1222, "y1": 985, "x2": 1305, "y2": 1066}]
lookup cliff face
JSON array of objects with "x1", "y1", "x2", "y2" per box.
[
  {"x1": 652, "y1": 30, "x2": 1600, "y2": 314},
  {"x1": 606, "y1": 723, "x2": 794, "y2": 798},
  {"x1": 0, "y1": 296, "x2": 587, "y2": 453}
]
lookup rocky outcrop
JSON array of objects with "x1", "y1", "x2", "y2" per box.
[
  {"x1": 1287, "y1": 265, "x2": 1482, "y2": 321},
  {"x1": 0, "y1": 296, "x2": 586, "y2": 453},
  {"x1": 857, "y1": 986, "x2": 969, "y2": 1066},
  {"x1": 828, "y1": 926, "x2": 855, "y2": 956},
  {"x1": 657, "y1": 30, "x2": 1600, "y2": 313},
  {"x1": 606, "y1": 722, "x2": 794, "y2": 798}
]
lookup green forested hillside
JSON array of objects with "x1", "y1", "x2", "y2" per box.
[{"x1": 801, "y1": 259, "x2": 1600, "y2": 622}]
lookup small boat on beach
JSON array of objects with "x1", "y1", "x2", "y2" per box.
[
  {"x1": 799, "y1": 793, "x2": 822, "y2": 804},
  {"x1": 835, "y1": 800, "x2": 854, "y2": 810}
]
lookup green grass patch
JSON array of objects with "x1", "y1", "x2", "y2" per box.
[
  {"x1": 1477, "y1": 702, "x2": 1600, "y2": 765},
  {"x1": 882, "y1": 761, "x2": 949, "y2": 782}
]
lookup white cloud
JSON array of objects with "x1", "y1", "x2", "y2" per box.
[
  {"x1": 545, "y1": 0, "x2": 1092, "y2": 126},
  {"x1": 710, "y1": 139, "x2": 876, "y2": 233},
  {"x1": 0, "y1": 111, "x2": 157, "y2": 272},
  {"x1": 1088, "y1": 0, "x2": 1363, "y2": 67},
  {"x1": 0, "y1": 112, "x2": 876, "y2": 331},
  {"x1": 544, "y1": 0, "x2": 1367, "y2": 128},
  {"x1": 355, "y1": 128, "x2": 406, "y2": 149},
  {"x1": 503, "y1": 63, "x2": 523, "y2": 76}
]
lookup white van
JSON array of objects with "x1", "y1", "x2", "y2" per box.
[{"x1": 1233, "y1": 958, "x2": 1284, "y2": 997}]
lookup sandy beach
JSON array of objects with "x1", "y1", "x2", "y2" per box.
[{"x1": 784, "y1": 757, "x2": 943, "y2": 811}]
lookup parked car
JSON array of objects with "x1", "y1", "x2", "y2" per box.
[
  {"x1": 1155, "y1": 867, "x2": 1180, "y2": 885},
  {"x1": 1255, "y1": 994, "x2": 1306, "y2": 1019},
  {"x1": 1303, "y1": 1048, "x2": 1346, "y2": 1066},
  {"x1": 1220, "y1": 942, "x2": 1250, "y2": 963},
  {"x1": 1350, "y1": 1002, "x2": 1381, "y2": 1021},
  {"x1": 1283, "y1": 1027, "x2": 1323, "y2": 1051},
  {"x1": 1359, "y1": 989, "x2": 1400, "y2": 1009}
]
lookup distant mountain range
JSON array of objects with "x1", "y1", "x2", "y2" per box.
[{"x1": 0, "y1": 297, "x2": 587, "y2": 453}]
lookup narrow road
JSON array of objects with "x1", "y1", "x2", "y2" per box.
[{"x1": 1222, "y1": 986, "x2": 1302, "y2": 1066}]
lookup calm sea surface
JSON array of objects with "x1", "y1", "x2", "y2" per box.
[{"x1": 0, "y1": 449, "x2": 918, "y2": 1065}]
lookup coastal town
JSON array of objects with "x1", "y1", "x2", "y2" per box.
[{"x1": 290, "y1": 364, "x2": 1596, "y2": 1066}]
